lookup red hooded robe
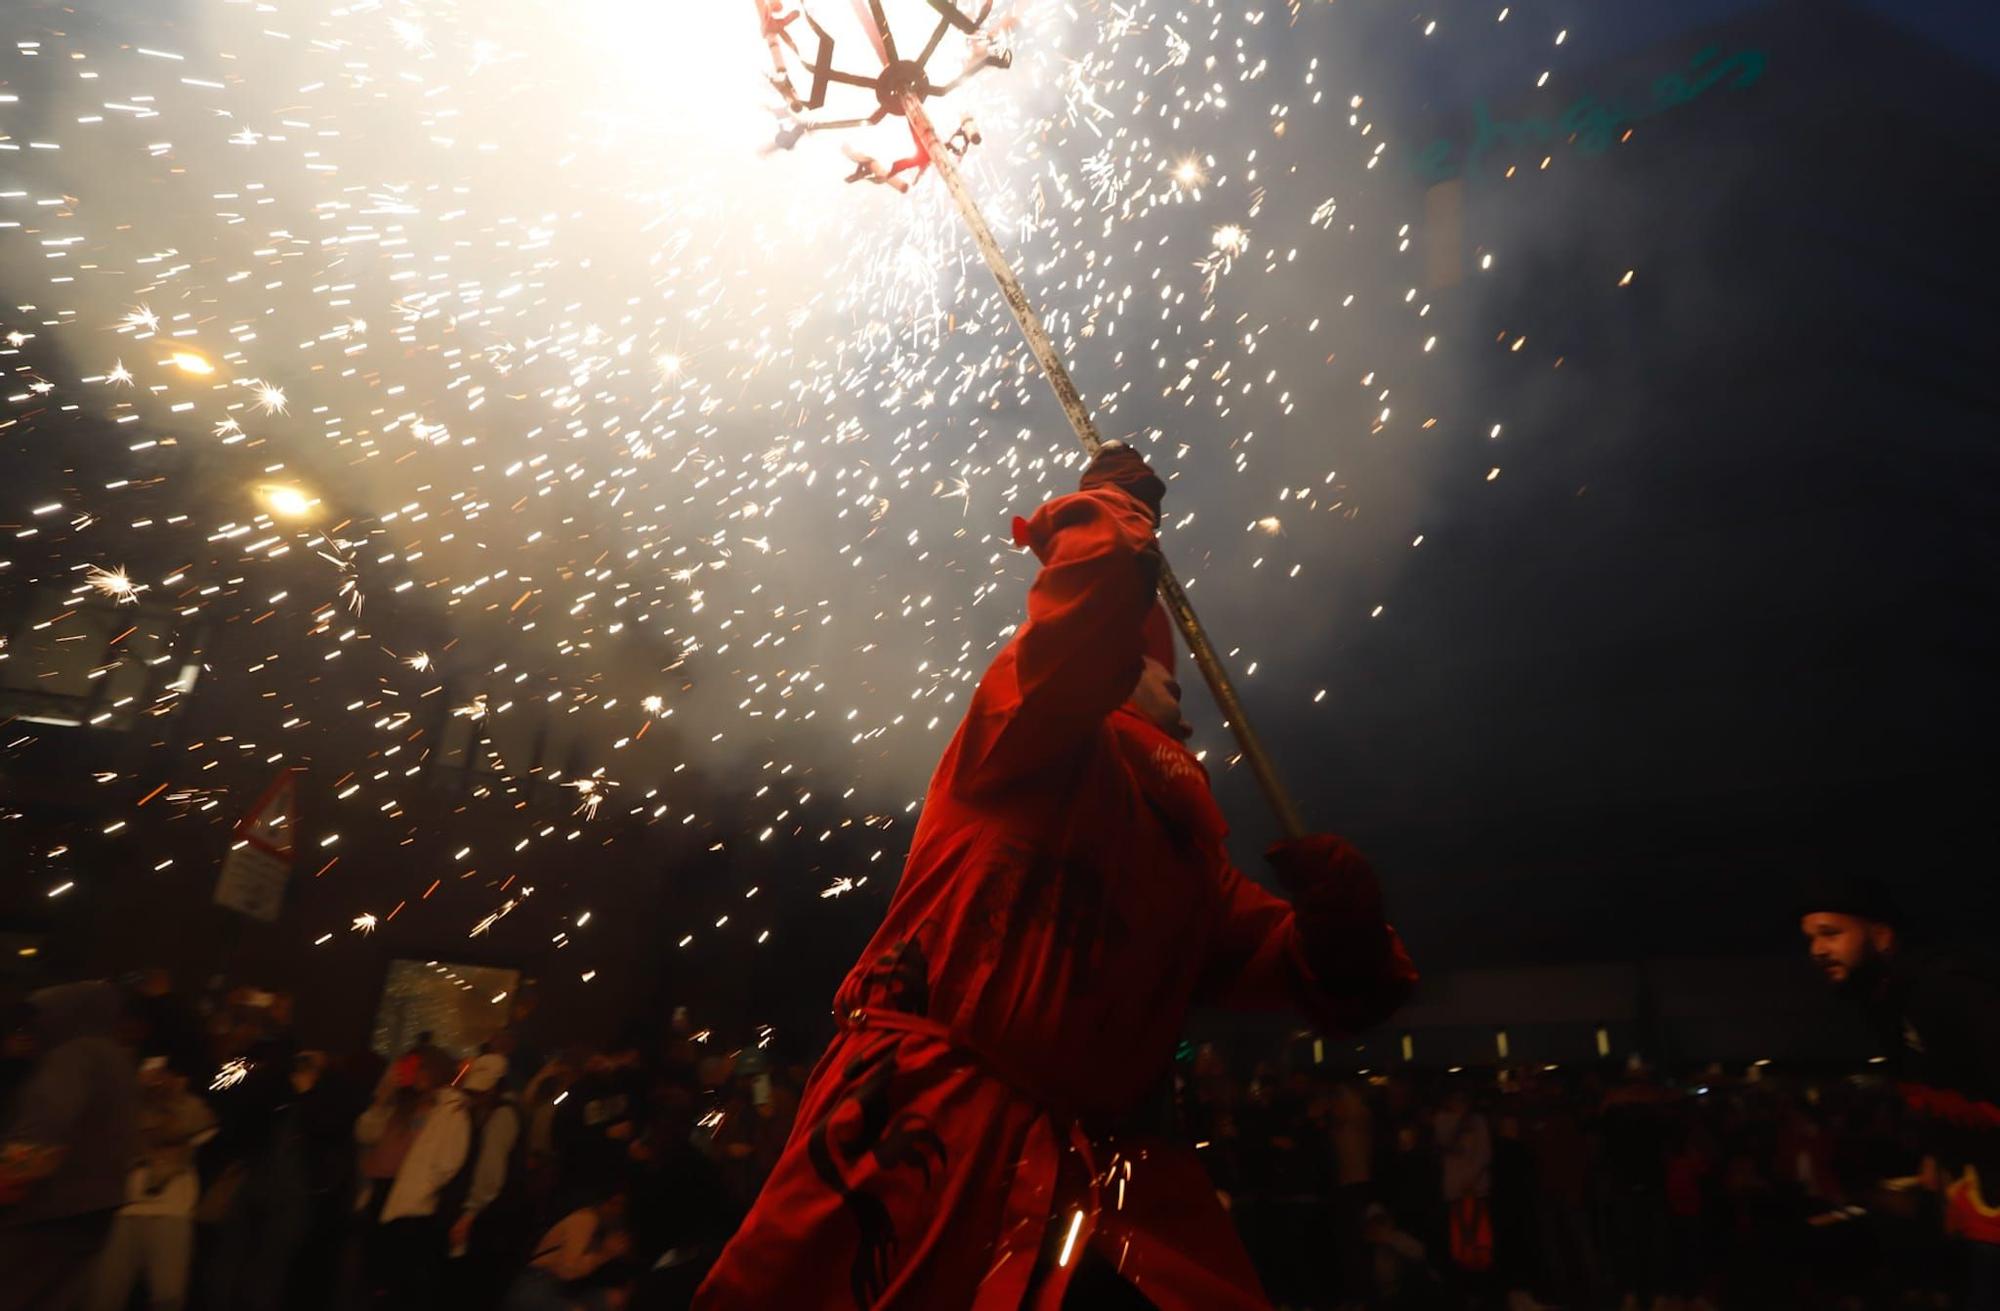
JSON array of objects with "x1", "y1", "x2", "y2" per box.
[{"x1": 696, "y1": 484, "x2": 1416, "y2": 1309}]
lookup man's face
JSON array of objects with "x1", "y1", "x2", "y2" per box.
[
  {"x1": 1130, "y1": 657, "x2": 1191, "y2": 741},
  {"x1": 1801, "y1": 911, "x2": 1893, "y2": 986}
]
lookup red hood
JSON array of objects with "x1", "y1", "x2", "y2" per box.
[{"x1": 1108, "y1": 705, "x2": 1227, "y2": 855}]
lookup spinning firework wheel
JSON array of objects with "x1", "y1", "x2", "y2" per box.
[
  {"x1": 761, "y1": 1, "x2": 1007, "y2": 123},
  {"x1": 745, "y1": 1, "x2": 1307, "y2": 835},
  {"x1": 757, "y1": 0, "x2": 1011, "y2": 185}
]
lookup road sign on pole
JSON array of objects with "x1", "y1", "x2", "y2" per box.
[{"x1": 213, "y1": 770, "x2": 300, "y2": 922}]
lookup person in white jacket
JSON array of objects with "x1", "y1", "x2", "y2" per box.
[
  {"x1": 85, "y1": 1057, "x2": 216, "y2": 1311},
  {"x1": 356, "y1": 1048, "x2": 469, "y2": 1311},
  {"x1": 450, "y1": 1053, "x2": 527, "y2": 1309},
  {"x1": 450, "y1": 1053, "x2": 519, "y2": 1254}
]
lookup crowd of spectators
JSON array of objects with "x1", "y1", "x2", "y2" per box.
[
  {"x1": 1183, "y1": 1046, "x2": 1956, "y2": 1310},
  {"x1": 0, "y1": 971, "x2": 1963, "y2": 1311},
  {"x1": 0, "y1": 973, "x2": 778, "y2": 1311}
]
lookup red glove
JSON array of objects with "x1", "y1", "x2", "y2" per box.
[
  {"x1": 1265, "y1": 834, "x2": 1391, "y2": 980},
  {"x1": 1078, "y1": 441, "x2": 1165, "y2": 524}
]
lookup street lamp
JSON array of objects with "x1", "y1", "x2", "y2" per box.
[{"x1": 260, "y1": 484, "x2": 317, "y2": 520}]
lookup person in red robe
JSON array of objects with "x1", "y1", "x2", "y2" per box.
[{"x1": 695, "y1": 443, "x2": 1417, "y2": 1309}]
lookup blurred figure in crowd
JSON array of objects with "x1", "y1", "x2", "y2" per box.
[
  {"x1": 1365, "y1": 1200, "x2": 1444, "y2": 1310},
  {"x1": 1600, "y1": 1067, "x2": 1673, "y2": 1311},
  {"x1": 0, "y1": 997, "x2": 36, "y2": 1113},
  {"x1": 0, "y1": 981, "x2": 140, "y2": 1311},
  {"x1": 1435, "y1": 1084, "x2": 1495, "y2": 1297},
  {"x1": 126, "y1": 970, "x2": 208, "y2": 1089},
  {"x1": 356, "y1": 1047, "x2": 469, "y2": 1310},
  {"x1": 504, "y1": 1187, "x2": 633, "y2": 1311},
  {"x1": 555, "y1": 1029, "x2": 647, "y2": 1212},
  {"x1": 1527, "y1": 1084, "x2": 1596, "y2": 1310},
  {"x1": 449, "y1": 1051, "x2": 531, "y2": 1310},
  {"x1": 523, "y1": 1047, "x2": 584, "y2": 1209},
  {"x1": 1802, "y1": 874, "x2": 2000, "y2": 1309},
  {"x1": 289, "y1": 1048, "x2": 377, "y2": 1311},
  {"x1": 86, "y1": 1054, "x2": 216, "y2": 1311},
  {"x1": 1328, "y1": 1077, "x2": 1376, "y2": 1308},
  {"x1": 201, "y1": 1003, "x2": 308, "y2": 1311},
  {"x1": 388, "y1": 1031, "x2": 444, "y2": 1092}
]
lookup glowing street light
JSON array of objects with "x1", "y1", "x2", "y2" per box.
[{"x1": 260, "y1": 484, "x2": 317, "y2": 520}]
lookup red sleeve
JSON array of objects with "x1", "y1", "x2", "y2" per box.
[
  {"x1": 1197, "y1": 842, "x2": 1417, "y2": 1037},
  {"x1": 951, "y1": 487, "x2": 1160, "y2": 793}
]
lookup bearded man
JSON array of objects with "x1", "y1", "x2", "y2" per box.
[{"x1": 1802, "y1": 874, "x2": 2000, "y2": 1309}]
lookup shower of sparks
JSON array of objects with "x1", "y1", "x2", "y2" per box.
[
  {"x1": 569, "y1": 776, "x2": 612, "y2": 820},
  {"x1": 86, "y1": 566, "x2": 139, "y2": 603},
  {"x1": 211, "y1": 1058, "x2": 252, "y2": 1092},
  {"x1": 470, "y1": 888, "x2": 530, "y2": 937},
  {"x1": 0, "y1": 0, "x2": 1565, "y2": 973},
  {"x1": 250, "y1": 381, "x2": 289, "y2": 416}
]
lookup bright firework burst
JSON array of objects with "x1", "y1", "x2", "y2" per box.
[
  {"x1": 86, "y1": 566, "x2": 139, "y2": 604},
  {"x1": 0, "y1": 0, "x2": 1559, "y2": 974}
]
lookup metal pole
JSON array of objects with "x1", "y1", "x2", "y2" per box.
[{"x1": 904, "y1": 96, "x2": 1306, "y2": 839}]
